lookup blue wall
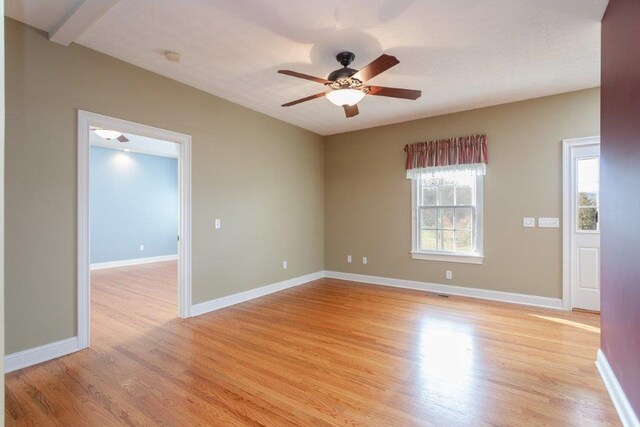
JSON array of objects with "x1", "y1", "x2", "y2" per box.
[{"x1": 90, "y1": 146, "x2": 178, "y2": 263}]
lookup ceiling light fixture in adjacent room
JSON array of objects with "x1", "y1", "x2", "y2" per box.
[
  {"x1": 93, "y1": 129, "x2": 120, "y2": 139},
  {"x1": 92, "y1": 129, "x2": 130, "y2": 142}
]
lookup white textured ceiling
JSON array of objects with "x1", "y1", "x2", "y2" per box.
[{"x1": 6, "y1": 0, "x2": 608, "y2": 135}]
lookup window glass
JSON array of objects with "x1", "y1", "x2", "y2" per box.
[
  {"x1": 577, "y1": 157, "x2": 599, "y2": 231},
  {"x1": 439, "y1": 208, "x2": 454, "y2": 230},
  {"x1": 420, "y1": 230, "x2": 438, "y2": 251},
  {"x1": 455, "y1": 185, "x2": 473, "y2": 205},
  {"x1": 455, "y1": 208, "x2": 473, "y2": 230},
  {"x1": 440, "y1": 230, "x2": 455, "y2": 251},
  {"x1": 439, "y1": 185, "x2": 455, "y2": 205},
  {"x1": 422, "y1": 186, "x2": 437, "y2": 206},
  {"x1": 421, "y1": 208, "x2": 437, "y2": 229},
  {"x1": 578, "y1": 207, "x2": 598, "y2": 231},
  {"x1": 416, "y1": 173, "x2": 480, "y2": 254},
  {"x1": 455, "y1": 231, "x2": 473, "y2": 253}
]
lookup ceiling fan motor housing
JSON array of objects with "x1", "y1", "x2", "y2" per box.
[
  {"x1": 327, "y1": 67, "x2": 358, "y2": 82},
  {"x1": 327, "y1": 51, "x2": 364, "y2": 89}
]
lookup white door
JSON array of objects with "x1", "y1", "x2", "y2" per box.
[{"x1": 569, "y1": 142, "x2": 600, "y2": 311}]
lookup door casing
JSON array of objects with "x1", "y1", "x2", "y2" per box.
[{"x1": 77, "y1": 110, "x2": 193, "y2": 350}]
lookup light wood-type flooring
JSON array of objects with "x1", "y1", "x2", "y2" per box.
[{"x1": 5, "y1": 261, "x2": 619, "y2": 425}]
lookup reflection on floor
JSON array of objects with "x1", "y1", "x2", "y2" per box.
[{"x1": 5, "y1": 261, "x2": 619, "y2": 425}]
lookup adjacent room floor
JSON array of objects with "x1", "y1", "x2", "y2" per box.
[{"x1": 5, "y1": 262, "x2": 619, "y2": 425}]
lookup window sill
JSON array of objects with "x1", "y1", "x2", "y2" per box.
[{"x1": 410, "y1": 251, "x2": 484, "y2": 264}]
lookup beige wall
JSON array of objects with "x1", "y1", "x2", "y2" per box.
[
  {"x1": 4, "y1": 16, "x2": 601, "y2": 357},
  {"x1": 5, "y1": 19, "x2": 324, "y2": 354},
  {"x1": 324, "y1": 88, "x2": 600, "y2": 299}
]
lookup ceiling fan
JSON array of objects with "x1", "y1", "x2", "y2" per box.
[
  {"x1": 92, "y1": 128, "x2": 129, "y2": 142},
  {"x1": 278, "y1": 52, "x2": 421, "y2": 118}
]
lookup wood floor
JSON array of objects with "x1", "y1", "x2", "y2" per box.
[{"x1": 6, "y1": 262, "x2": 619, "y2": 426}]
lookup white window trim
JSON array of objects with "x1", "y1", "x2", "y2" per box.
[
  {"x1": 410, "y1": 174, "x2": 484, "y2": 264},
  {"x1": 410, "y1": 251, "x2": 484, "y2": 264}
]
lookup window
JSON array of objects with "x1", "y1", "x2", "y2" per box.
[
  {"x1": 576, "y1": 157, "x2": 599, "y2": 232},
  {"x1": 411, "y1": 173, "x2": 483, "y2": 264}
]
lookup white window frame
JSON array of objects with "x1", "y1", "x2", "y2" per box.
[{"x1": 410, "y1": 174, "x2": 484, "y2": 264}]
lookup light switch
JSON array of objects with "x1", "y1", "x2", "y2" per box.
[
  {"x1": 538, "y1": 217, "x2": 560, "y2": 228},
  {"x1": 214, "y1": 219, "x2": 221, "y2": 229},
  {"x1": 523, "y1": 217, "x2": 535, "y2": 228}
]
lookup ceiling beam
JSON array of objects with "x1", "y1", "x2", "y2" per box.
[{"x1": 49, "y1": 0, "x2": 121, "y2": 46}]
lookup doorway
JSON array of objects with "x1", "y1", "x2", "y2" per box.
[
  {"x1": 563, "y1": 136, "x2": 600, "y2": 311},
  {"x1": 77, "y1": 111, "x2": 192, "y2": 350}
]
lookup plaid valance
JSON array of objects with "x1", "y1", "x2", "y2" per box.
[{"x1": 404, "y1": 134, "x2": 488, "y2": 179}]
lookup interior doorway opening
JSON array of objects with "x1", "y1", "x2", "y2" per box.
[
  {"x1": 77, "y1": 111, "x2": 192, "y2": 350},
  {"x1": 89, "y1": 130, "x2": 180, "y2": 343}
]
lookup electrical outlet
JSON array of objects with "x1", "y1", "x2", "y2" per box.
[
  {"x1": 362, "y1": 257, "x2": 368, "y2": 265},
  {"x1": 214, "y1": 219, "x2": 221, "y2": 229},
  {"x1": 446, "y1": 270, "x2": 452, "y2": 280},
  {"x1": 139, "y1": 244, "x2": 144, "y2": 251},
  {"x1": 282, "y1": 260, "x2": 288, "y2": 270},
  {"x1": 347, "y1": 255, "x2": 352, "y2": 263},
  {"x1": 523, "y1": 217, "x2": 535, "y2": 228}
]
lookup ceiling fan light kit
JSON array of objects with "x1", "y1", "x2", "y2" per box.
[
  {"x1": 278, "y1": 51, "x2": 421, "y2": 118},
  {"x1": 325, "y1": 88, "x2": 366, "y2": 107}
]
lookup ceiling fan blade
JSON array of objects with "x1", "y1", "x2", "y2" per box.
[
  {"x1": 278, "y1": 70, "x2": 330, "y2": 84},
  {"x1": 282, "y1": 92, "x2": 326, "y2": 107},
  {"x1": 343, "y1": 104, "x2": 359, "y2": 118},
  {"x1": 367, "y1": 86, "x2": 422, "y2": 100},
  {"x1": 352, "y1": 54, "x2": 399, "y2": 82},
  {"x1": 117, "y1": 135, "x2": 129, "y2": 143}
]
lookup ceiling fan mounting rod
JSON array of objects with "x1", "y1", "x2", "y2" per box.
[{"x1": 336, "y1": 51, "x2": 355, "y2": 68}]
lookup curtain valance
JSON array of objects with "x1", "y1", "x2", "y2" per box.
[{"x1": 404, "y1": 134, "x2": 488, "y2": 179}]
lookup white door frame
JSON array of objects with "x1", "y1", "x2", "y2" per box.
[
  {"x1": 77, "y1": 110, "x2": 192, "y2": 350},
  {"x1": 562, "y1": 136, "x2": 600, "y2": 310}
]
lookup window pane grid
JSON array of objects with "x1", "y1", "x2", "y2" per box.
[
  {"x1": 414, "y1": 174, "x2": 481, "y2": 257},
  {"x1": 418, "y1": 205, "x2": 475, "y2": 253},
  {"x1": 419, "y1": 178, "x2": 476, "y2": 207}
]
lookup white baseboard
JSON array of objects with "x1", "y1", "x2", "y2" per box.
[
  {"x1": 596, "y1": 349, "x2": 640, "y2": 427},
  {"x1": 191, "y1": 271, "x2": 325, "y2": 317},
  {"x1": 90, "y1": 254, "x2": 178, "y2": 270},
  {"x1": 3, "y1": 269, "x2": 566, "y2": 373},
  {"x1": 324, "y1": 271, "x2": 564, "y2": 310},
  {"x1": 5, "y1": 337, "x2": 80, "y2": 373}
]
